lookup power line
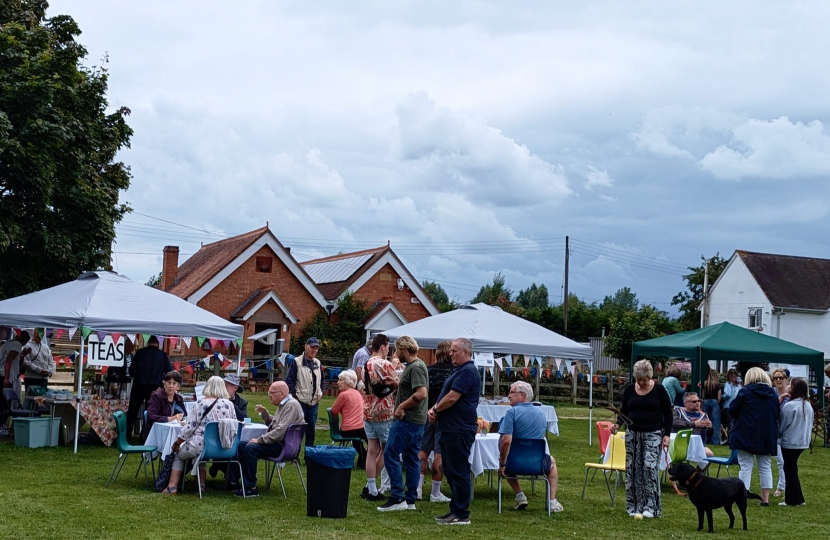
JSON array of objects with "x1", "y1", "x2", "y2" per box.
[{"x1": 570, "y1": 238, "x2": 690, "y2": 270}]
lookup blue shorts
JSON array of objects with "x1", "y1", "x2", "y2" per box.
[
  {"x1": 419, "y1": 422, "x2": 441, "y2": 454},
  {"x1": 365, "y1": 420, "x2": 392, "y2": 443}
]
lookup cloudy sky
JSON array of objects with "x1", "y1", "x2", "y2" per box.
[{"x1": 51, "y1": 1, "x2": 830, "y2": 312}]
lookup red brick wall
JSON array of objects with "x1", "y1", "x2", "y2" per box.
[{"x1": 352, "y1": 263, "x2": 432, "y2": 322}]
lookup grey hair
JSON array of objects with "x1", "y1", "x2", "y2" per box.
[
  {"x1": 453, "y1": 337, "x2": 473, "y2": 356},
  {"x1": 683, "y1": 392, "x2": 699, "y2": 402},
  {"x1": 338, "y1": 369, "x2": 358, "y2": 389},
  {"x1": 633, "y1": 359, "x2": 653, "y2": 381},
  {"x1": 512, "y1": 381, "x2": 534, "y2": 401},
  {"x1": 202, "y1": 376, "x2": 230, "y2": 399}
]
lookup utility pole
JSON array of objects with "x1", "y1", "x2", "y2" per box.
[
  {"x1": 563, "y1": 236, "x2": 569, "y2": 336},
  {"x1": 701, "y1": 258, "x2": 710, "y2": 328}
]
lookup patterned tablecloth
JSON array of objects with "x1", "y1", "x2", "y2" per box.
[{"x1": 76, "y1": 399, "x2": 129, "y2": 446}]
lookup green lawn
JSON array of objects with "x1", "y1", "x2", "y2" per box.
[{"x1": 1, "y1": 398, "x2": 826, "y2": 539}]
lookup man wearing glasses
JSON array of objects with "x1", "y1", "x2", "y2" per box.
[{"x1": 672, "y1": 392, "x2": 715, "y2": 457}]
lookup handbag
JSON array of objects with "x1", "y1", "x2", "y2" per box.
[{"x1": 154, "y1": 399, "x2": 219, "y2": 492}]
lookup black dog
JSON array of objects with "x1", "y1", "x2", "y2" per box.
[{"x1": 668, "y1": 463, "x2": 762, "y2": 533}]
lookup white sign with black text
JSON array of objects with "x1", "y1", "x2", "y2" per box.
[
  {"x1": 87, "y1": 334, "x2": 126, "y2": 367},
  {"x1": 474, "y1": 352, "x2": 494, "y2": 368}
]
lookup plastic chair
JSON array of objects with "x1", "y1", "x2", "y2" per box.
[
  {"x1": 582, "y1": 432, "x2": 626, "y2": 506},
  {"x1": 264, "y1": 423, "x2": 308, "y2": 498},
  {"x1": 326, "y1": 408, "x2": 362, "y2": 447},
  {"x1": 663, "y1": 429, "x2": 692, "y2": 483},
  {"x1": 107, "y1": 411, "x2": 158, "y2": 488},
  {"x1": 497, "y1": 439, "x2": 552, "y2": 516},
  {"x1": 707, "y1": 449, "x2": 739, "y2": 478},
  {"x1": 3, "y1": 389, "x2": 39, "y2": 419},
  {"x1": 191, "y1": 421, "x2": 244, "y2": 499}
]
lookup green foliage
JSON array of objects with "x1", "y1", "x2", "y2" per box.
[
  {"x1": 289, "y1": 292, "x2": 371, "y2": 359},
  {"x1": 516, "y1": 282, "x2": 549, "y2": 310},
  {"x1": 604, "y1": 304, "x2": 673, "y2": 368},
  {"x1": 0, "y1": 1, "x2": 133, "y2": 299},
  {"x1": 421, "y1": 280, "x2": 460, "y2": 312},
  {"x1": 144, "y1": 272, "x2": 161, "y2": 288},
  {"x1": 523, "y1": 294, "x2": 614, "y2": 342},
  {"x1": 471, "y1": 272, "x2": 521, "y2": 314},
  {"x1": 672, "y1": 254, "x2": 728, "y2": 331},
  {"x1": 600, "y1": 287, "x2": 638, "y2": 316}
]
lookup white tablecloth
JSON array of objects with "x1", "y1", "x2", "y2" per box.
[
  {"x1": 468, "y1": 433, "x2": 550, "y2": 477},
  {"x1": 184, "y1": 401, "x2": 198, "y2": 415},
  {"x1": 145, "y1": 421, "x2": 268, "y2": 460},
  {"x1": 601, "y1": 432, "x2": 708, "y2": 470},
  {"x1": 476, "y1": 404, "x2": 559, "y2": 435}
]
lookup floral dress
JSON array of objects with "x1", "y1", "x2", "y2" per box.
[{"x1": 178, "y1": 398, "x2": 236, "y2": 456}]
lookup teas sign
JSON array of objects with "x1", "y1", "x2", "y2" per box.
[{"x1": 87, "y1": 334, "x2": 126, "y2": 367}]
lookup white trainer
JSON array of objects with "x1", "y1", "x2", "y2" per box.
[{"x1": 430, "y1": 493, "x2": 451, "y2": 503}]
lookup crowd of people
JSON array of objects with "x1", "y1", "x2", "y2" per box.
[{"x1": 616, "y1": 360, "x2": 817, "y2": 519}]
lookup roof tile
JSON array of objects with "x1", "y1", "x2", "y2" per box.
[{"x1": 738, "y1": 250, "x2": 830, "y2": 310}]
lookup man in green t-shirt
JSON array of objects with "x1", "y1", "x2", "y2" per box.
[{"x1": 377, "y1": 335, "x2": 429, "y2": 512}]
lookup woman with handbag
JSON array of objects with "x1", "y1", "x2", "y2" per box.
[{"x1": 161, "y1": 376, "x2": 236, "y2": 494}]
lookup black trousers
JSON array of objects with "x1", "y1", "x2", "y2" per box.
[
  {"x1": 340, "y1": 427, "x2": 368, "y2": 468},
  {"x1": 781, "y1": 447, "x2": 805, "y2": 505},
  {"x1": 126, "y1": 384, "x2": 158, "y2": 442}
]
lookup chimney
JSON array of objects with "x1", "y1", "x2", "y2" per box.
[
  {"x1": 160, "y1": 246, "x2": 179, "y2": 290},
  {"x1": 285, "y1": 247, "x2": 291, "y2": 255}
]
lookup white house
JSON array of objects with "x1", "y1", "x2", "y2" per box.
[{"x1": 706, "y1": 250, "x2": 830, "y2": 368}]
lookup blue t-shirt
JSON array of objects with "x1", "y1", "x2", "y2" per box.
[
  {"x1": 436, "y1": 360, "x2": 481, "y2": 434},
  {"x1": 498, "y1": 402, "x2": 546, "y2": 440}
]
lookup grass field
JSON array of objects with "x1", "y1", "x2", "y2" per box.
[{"x1": 1, "y1": 396, "x2": 826, "y2": 540}]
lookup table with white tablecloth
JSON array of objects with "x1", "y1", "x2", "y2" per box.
[
  {"x1": 476, "y1": 404, "x2": 559, "y2": 435},
  {"x1": 602, "y1": 432, "x2": 708, "y2": 470},
  {"x1": 184, "y1": 401, "x2": 198, "y2": 416},
  {"x1": 145, "y1": 421, "x2": 268, "y2": 459},
  {"x1": 468, "y1": 433, "x2": 550, "y2": 477}
]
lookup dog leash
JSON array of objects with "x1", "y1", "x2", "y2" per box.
[{"x1": 664, "y1": 446, "x2": 688, "y2": 498}]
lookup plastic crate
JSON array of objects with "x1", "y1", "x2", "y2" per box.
[{"x1": 13, "y1": 417, "x2": 60, "y2": 448}]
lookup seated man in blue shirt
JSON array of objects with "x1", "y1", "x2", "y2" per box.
[
  {"x1": 671, "y1": 392, "x2": 714, "y2": 457},
  {"x1": 498, "y1": 381, "x2": 563, "y2": 512}
]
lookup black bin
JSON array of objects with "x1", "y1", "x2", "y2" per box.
[{"x1": 305, "y1": 446, "x2": 356, "y2": 518}]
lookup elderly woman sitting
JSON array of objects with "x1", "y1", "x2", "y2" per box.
[
  {"x1": 162, "y1": 376, "x2": 237, "y2": 494},
  {"x1": 141, "y1": 371, "x2": 185, "y2": 442},
  {"x1": 330, "y1": 369, "x2": 368, "y2": 465}
]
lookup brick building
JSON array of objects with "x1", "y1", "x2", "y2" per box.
[{"x1": 158, "y1": 226, "x2": 439, "y2": 358}]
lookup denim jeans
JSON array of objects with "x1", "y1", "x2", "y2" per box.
[
  {"x1": 300, "y1": 402, "x2": 319, "y2": 447},
  {"x1": 226, "y1": 440, "x2": 284, "y2": 488},
  {"x1": 703, "y1": 399, "x2": 721, "y2": 444},
  {"x1": 383, "y1": 420, "x2": 425, "y2": 503},
  {"x1": 439, "y1": 430, "x2": 475, "y2": 519}
]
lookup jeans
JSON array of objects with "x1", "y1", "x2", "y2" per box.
[
  {"x1": 737, "y1": 450, "x2": 772, "y2": 491},
  {"x1": 383, "y1": 420, "x2": 424, "y2": 503},
  {"x1": 703, "y1": 399, "x2": 721, "y2": 445},
  {"x1": 781, "y1": 447, "x2": 805, "y2": 505},
  {"x1": 299, "y1": 402, "x2": 318, "y2": 447},
  {"x1": 439, "y1": 430, "x2": 475, "y2": 519},
  {"x1": 775, "y1": 444, "x2": 786, "y2": 491},
  {"x1": 226, "y1": 440, "x2": 284, "y2": 488}
]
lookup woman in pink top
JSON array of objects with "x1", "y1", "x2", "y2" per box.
[{"x1": 331, "y1": 369, "x2": 367, "y2": 466}]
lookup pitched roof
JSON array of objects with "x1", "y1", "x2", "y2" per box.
[
  {"x1": 300, "y1": 246, "x2": 390, "y2": 301},
  {"x1": 737, "y1": 250, "x2": 830, "y2": 311},
  {"x1": 167, "y1": 227, "x2": 269, "y2": 299},
  {"x1": 230, "y1": 287, "x2": 270, "y2": 319}
]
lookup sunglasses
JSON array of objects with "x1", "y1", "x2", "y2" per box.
[
  {"x1": 687, "y1": 400, "x2": 700, "y2": 403},
  {"x1": 773, "y1": 376, "x2": 785, "y2": 381}
]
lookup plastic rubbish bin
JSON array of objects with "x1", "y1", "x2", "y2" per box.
[{"x1": 305, "y1": 446, "x2": 356, "y2": 518}]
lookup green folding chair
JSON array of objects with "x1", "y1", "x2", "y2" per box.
[
  {"x1": 663, "y1": 429, "x2": 692, "y2": 483},
  {"x1": 107, "y1": 411, "x2": 158, "y2": 488}
]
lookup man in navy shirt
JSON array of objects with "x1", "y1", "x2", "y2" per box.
[{"x1": 427, "y1": 337, "x2": 480, "y2": 526}]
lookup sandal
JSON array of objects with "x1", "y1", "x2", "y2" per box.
[{"x1": 161, "y1": 486, "x2": 178, "y2": 494}]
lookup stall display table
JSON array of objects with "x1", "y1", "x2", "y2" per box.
[
  {"x1": 477, "y1": 403, "x2": 559, "y2": 435},
  {"x1": 32, "y1": 397, "x2": 127, "y2": 446}
]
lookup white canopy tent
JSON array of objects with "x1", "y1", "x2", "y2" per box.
[
  {"x1": 0, "y1": 271, "x2": 243, "y2": 451},
  {"x1": 381, "y1": 303, "x2": 599, "y2": 443}
]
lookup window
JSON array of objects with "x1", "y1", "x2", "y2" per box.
[
  {"x1": 256, "y1": 256, "x2": 272, "y2": 273},
  {"x1": 748, "y1": 308, "x2": 763, "y2": 328}
]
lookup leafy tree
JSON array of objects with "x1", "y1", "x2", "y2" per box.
[
  {"x1": 516, "y1": 283, "x2": 549, "y2": 310},
  {"x1": 421, "y1": 280, "x2": 460, "y2": 312},
  {"x1": 471, "y1": 272, "x2": 521, "y2": 313},
  {"x1": 524, "y1": 293, "x2": 614, "y2": 342},
  {"x1": 600, "y1": 287, "x2": 639, "y2": 316},
  {"x1": 290, "y1": 292, "x2": 372, "y2": 359},
  {"x1": 145, "y1": 272, "x2": 161, "y2": 288},
  {"x1": 672, "y1": 254, "x2": 728, "y2": 331},
  {"x1": 0, "y1": 1, "x2": 133, "y2": 299},
  {"x1": 604, "y1": 305, "x2": 673, "y2": 368}
]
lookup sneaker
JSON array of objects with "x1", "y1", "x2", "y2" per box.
[
  {"x1": 434, "y1": 511, "x2": 453, "y2": 521},
  {"x1": 417, "y1": 489, "x2": 423, "y2": 500},
  {"x1": 407, "y1": 502, "x2": 417, "y2": 510},
  {"x1": 377, "y1": 499, "x2": 408, "y2": 512},
  {"x1": 642, "y1": 510, "x2": 654, "y2": 518},
  {"x1": 235, "y1": 486, "x2": 258, "y2": 498},
  {"x1": 514, "y1": 492, "x2": 528, "y2": 511},
  {"x1": 548, "y1": 499, "x2": 564, "y2": 513},
  {"x1": 438, "y1": 514, "x2": 470, "y2": 525},
  {"x1": 778, "y1": 502, "x2": 788, "y2": 506},
  {"x1": 360, "y1": 487, "x2": 371, "y2": 500},
  {"x1": 224, "y1": 482, "x2": 241, "y2": 492},
  {"x1": 430, "y1": 493, "x2": 451, "y2": 503},
  {"x1": 758, "y1": 502, "x2": 769, "y2": 507}
]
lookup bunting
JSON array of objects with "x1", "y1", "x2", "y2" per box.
[
  {"x1": 185, "y1": 363, "x2": 194, "y2": 375},
  {"x1": 234, "y1": 337, "x2": 243, "y2": 349},
  {"x1": 208, "y1": 338, "x2": 219, "y2": 349},
  {"x1": 55, "y1": 357, "x2": 63, "y2": 366},
  {"x1": 96, "y1": 330, "x2": 107, "y2": 341},
  {"x1": 522, "y1": 367, "x2": 529, "y2": 378},
  {"x1": 173, "y1": 361, "x2": 181, "y2": 371},
  {"x1": 65, "y1": 354, "x2": 74, "y2": 366},
  {"x1": 222, "y1": 339, "x2": 231, "y2": 349},
  {"x1": 101, "y1": 366, "x2": 109, "y2": 374},
  {"x1": 155, "y1": 335, "x2": 165, "y2": 347},
  {"x1": 494, "y1": 357, "x2": 503, "y2": 369},
  {"x1": 554, "y1": 358, "x2": 562, "y2": 370},
  {"x1": 250, "y1": 366, "x2": 258, "y2": 377},
  {"x1": 196, "y1": 336, "x2": 206, "y2": 347},
  {"x1": 222, "y1": 359, "x2": 231, "y2": 369},
  {"x1": 182, "y1": 336, "x2": 192, "y2": 348},
  {"x1": 568, "y1": 362, "x2": 576, "y2": 377},
  {"x1": 68, "y1": 327, "x2": 78, "y2": 340},
  {"x1": 502, "y1": 355, "x2": 513, "y2": 368},
  {"x1": 239, "y1": 359, "x2": 246, "y2": 368},
  {"x1": 505, "y1": 367, "x2": 511, "y2": 376},
  {"x1": 142, "y1": 333, "x2": 151, "y2": 344},
  {"x1": 81, "y1": 327, "x2": 93, "y2": 340},
  {"x1": 126, "y1": 333, "x2": 137, "y2": 344},
  {"x1": 265, "y1": 360, "x2": 272, "y2": 370},
  {"x1": 110, "y1": 332, "x2": 122, "y2": 344},
  {"x1": 544, "y1": 369, "x2": 551, "y2": 379},
  {"x1": 167, "y1": 336, "x2": 179, "y2": 349},
  {"x1": 54, "y1": 328, "x2": 66, "y2": 340}
]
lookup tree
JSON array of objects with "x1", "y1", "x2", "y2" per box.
[
  {"x1": 290, "y1": 292, "x2": 372, "y2": 359},
  {"x1": 672, "y1": 254, "x2": 728, "y2": 331},
  {"x1": 0, "y1": 1, "x2": 133, "y2": 299},
  {"x1": 421, "y1": 280, "x2": 460, "y2": 312},
  {"x1": 145, "y1": 272, "x2": 161, "y2": 288},
  {"x1": 516, "y1": 283, "x2": 550, "y2": 310},
  {"x1": 604, "y1": 305, "x2": 673, "y2": 368},
  {"x1": 600, "y1": 287, "x2": 639, "y2": 316},
  {"x1": 471, "y1": 272, "x2": 520, "y2": 313}
]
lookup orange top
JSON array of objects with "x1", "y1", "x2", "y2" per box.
[{"x1": 331, "y1": 388, "x2": 364, "y2": 431}]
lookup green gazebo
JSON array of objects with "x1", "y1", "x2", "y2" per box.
[{"x1": 632, "y1": 322, "x2": 825, "y2": 406}]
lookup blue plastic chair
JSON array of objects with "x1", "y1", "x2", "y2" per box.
[
  {"x1": 707, "y1": 449, "x2": 739, "y2": 478},
  {"x1": 192, "y1": 421, "x2": 244, "y2": 499},
  {"x1": 497, "y1": 439, "x2": 552, "y2": 516},
  {"x1": 107, "y1": 411, "x2": 158, "y2": 488}
]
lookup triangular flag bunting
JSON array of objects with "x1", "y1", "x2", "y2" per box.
[
  {"x1": 65, "y1": 354, "x2": 73, "y2": 366},
  {"x1": 173, "y1": 361, "x2": 181, "y2": 371},
  {"x1": 168, "y1": 336, "x2": 179, "y2": 349},
  {"x1": 222, "y1": 339, "x2": 231, "y2": 349},
  {"x1": 522, "y1": 367, "x2": 529, "y2": 378},
  {"x1": 494, "y1": 357, "x2": 503, "y2": 369},
  {"x1": 36, "y1": 328, "x2": 45, "y2": 339},
  {"x1": 100, "y1": 366, "x2": 109, "y2": 374},
  {"x1": 55, "y1": 328, "x2": 65, "y2": 340},
  {"x1": 503, "y1": 355, "x2": 513, "y2": 368},
  {"x1": 239, "y1": 359, "x2": 246, "y2": 368},
  {"x1": 126, "y1": 333, "x2": 136, "y2": 344},
  {"x1": 182, "y1": 336, "x2": 192, "y2": 348},
  {"x1": 568, "y1": 362, "x2": 576, "y2": 377},
  {"x1": 554, "y1": 358, "x2": 562, "y2": 370},
  {"x1": 185, "y1": 364, "x2": 194, "y2": 375},
  {"x1": 155, "y1": 335, "x2": 165, "y2": 346},
  {"x1": 81, "y1": 327, "x2": 92, "y2": 340},
  {"x1": 250, "y1": 366, "x2": 258, "y2": 377},
  {"x1": 96, "y1": 330, "x2": 107, "y2": 341},
  {"x1": 110, "y1": 332, "x2": 122, "y2": 343},
  {"x1": 196, "y1": 336, "x2": 206, "y2": 347},
  {"x1": 68, "y1": 327, "x2": 78, "y2": 340},
  {"x1": 55, "y1": 357, "x2": 63, "y2": 366},
  {"x1": 265, "y1": 360, "x2": 272, "y2": 370},
  {"x1": 208, "y1": 338, "x2": 219, "y2": 349},
  {"x1": 235, "y1": 337, "x2": 243, "y2": 348},
  {"x1": 141, "y1": 333, "x2": 151, "y2": 344},
  {"x1": 545, "y1": 369, "x2": 551, "y2": 378},
  {"x1": 223, "y1": 359, "x2": 231, "y2": 369}
]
